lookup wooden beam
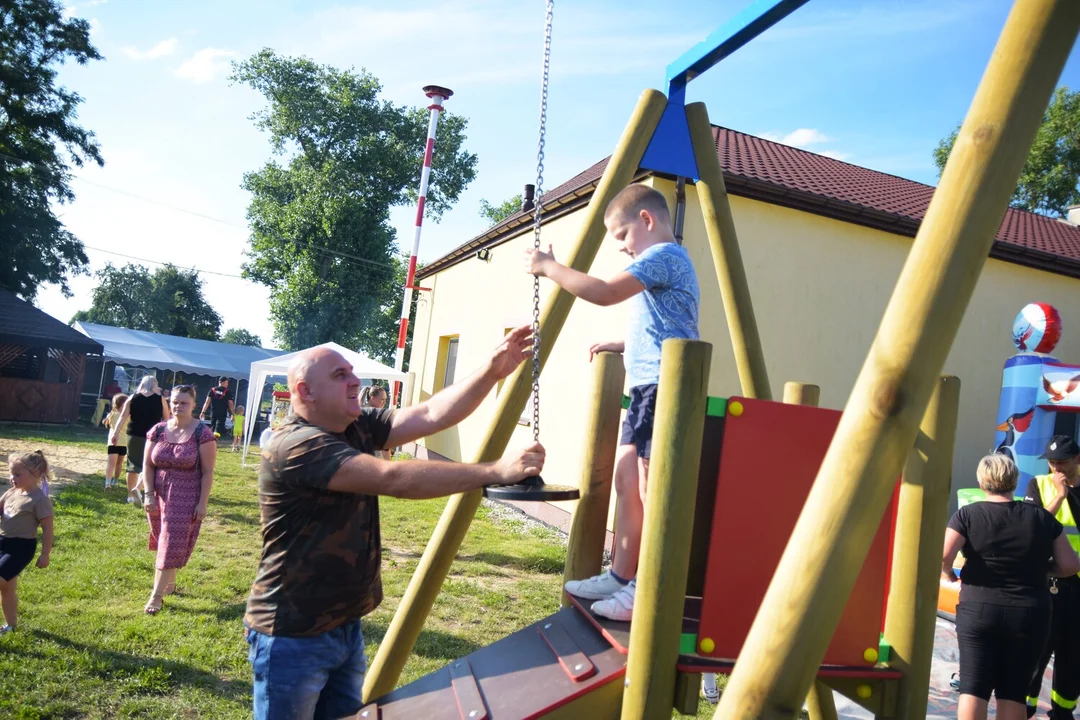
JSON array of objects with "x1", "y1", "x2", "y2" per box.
[
  {"x1": 686, "y1": 102, "x2": 772, "y2": 400},
  {"x1": 883, "y1": 376, "x2": 960, "y2": 719},
  {"x1": 621, "y1": 339, "x2": 712, "y2": 719},
  {"x1": 716, "y1": 2, "x2": 1080, "y2": 716},
  {"x1": 563, "y1": 350, "x2": 625, "y2": 607},
  {"x1": 362, "y1": 89, "x2": 669, "y2": 702}
]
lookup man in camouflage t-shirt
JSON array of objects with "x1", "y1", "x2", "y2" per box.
[{"x1": 244, "y1": 328, "x2": 545, "y2": 720}]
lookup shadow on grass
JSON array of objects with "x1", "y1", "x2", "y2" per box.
[
  {"x1": 362, "y1": 617, "x2": 482, "y2": 660},
  {"x1": 11, "y1": 629, "x2": 251, "y2": 700},
  {"x1": 459, "y1": 552, "x2": 565, "y2": 575}
]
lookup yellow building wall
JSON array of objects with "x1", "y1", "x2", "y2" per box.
[{"x1": 408, "y1": 177, "x2": 1080, "y2": 521}]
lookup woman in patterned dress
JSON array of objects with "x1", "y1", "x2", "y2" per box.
[{"x1": 141, "y1": 384, "x2": 217, "y2": 614}]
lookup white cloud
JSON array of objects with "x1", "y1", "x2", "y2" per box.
[
  {"x1": 122, "y1": 38, "x2": 179, "y2": 61},
  {"x1": 174, "y1": 48, "x2": 235, "y2": 84},
  {"x1": 63, "y1": 5, "x2": 77, "y2": 18},
  {"x1": 760, "y1": 128, "x2": 831, "y2": 147},
  {"x1": 759, "y1": 128, "x2": 851, "y2": 161}
]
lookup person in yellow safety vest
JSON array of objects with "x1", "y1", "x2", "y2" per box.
[{"x1": 1024, "y1": 435, "x2": 1080, "y2": 719}]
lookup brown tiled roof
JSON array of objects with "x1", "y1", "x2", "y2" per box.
[{"x1": 418, "y1": 125, "x2": 1080, "y2": 280}]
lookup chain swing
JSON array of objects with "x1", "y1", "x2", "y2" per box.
[{"x1": 484, "y1": 0, "x2": 579, "y2": 503}]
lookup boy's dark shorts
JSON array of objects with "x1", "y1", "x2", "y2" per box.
[
  {"x1": 620, "y1": 384, "x2": 658, "y2": 459},
  {"x1": 107, "y1": 445, "x2": 127, "y2": 457}
]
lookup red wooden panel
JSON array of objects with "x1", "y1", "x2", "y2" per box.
[
  {"x1": 449, "y1": 659, "x2": 488, "y2": 720},
  {"x1": 539, "y1": 618, "x2": 597, "y2": 681},
  {"x1": 696, "y1": 397, "x2": 896, "y2": 667}
]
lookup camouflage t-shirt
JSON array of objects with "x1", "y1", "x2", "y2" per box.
[{"x1": 244, "y1": 410, "x2": 394, "y2": 637}]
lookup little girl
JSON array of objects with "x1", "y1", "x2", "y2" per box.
[
  {"x1": 103, "y1": 393, "x2": 129, "y2": 489},
  {"x1": 230, "y1": 404, "x2": 245, "y2": 452},
  {"x1": 0, "y1": 451, "x2": 54, "y2": 635}
]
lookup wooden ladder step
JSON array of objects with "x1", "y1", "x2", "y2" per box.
[
  {"x1": 449, "y1": 658, "x2": 489, "y2": 720},
  {"x1": 539, "y1": 616, "x2": 598, "y2": 682}
]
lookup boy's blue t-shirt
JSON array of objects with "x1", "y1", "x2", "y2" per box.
[{"x1": 624, "y1": 242, "x2": 700, "y2": 388}]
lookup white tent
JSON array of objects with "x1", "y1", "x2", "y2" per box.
[{"x1": 241, "y1": 342, "x2": 409, "y2": 466}]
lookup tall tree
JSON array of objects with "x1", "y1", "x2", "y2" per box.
[
  {"x1": 221, "y1": 328, "x2": 262, "y2": 347},
  {"x1": 0, "y1": 0, "x2": 103, "y2": 301},
  {"x1": 231, "y1": 49, "x2": 477, "y2": 355},
  {"x1": 933, "y1": 86, "x2": 1080, "y2": 217},
  {"x1": 71, "y1": 263, "x2": 223, "y2": 340},
  {"x1": 479, "y1": 194, "x2": 523, "y2": 225}
]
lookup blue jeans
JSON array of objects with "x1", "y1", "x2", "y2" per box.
[{"x1": 246, "y1": 620, "x2": 367, "y2": 720}]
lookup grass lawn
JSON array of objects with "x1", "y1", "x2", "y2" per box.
[{"x1": 0, "y1": 423, "x2": 720, "y2": 719}]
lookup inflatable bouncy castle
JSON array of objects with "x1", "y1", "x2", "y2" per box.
[
  {"x1": 992, "y1": 303, "x2": 1075, "y2": 487},
  {"x1": 941, "y1": 303, "x2": 1075, "y2": 617}
]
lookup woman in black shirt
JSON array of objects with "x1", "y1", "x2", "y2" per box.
[
  {"x1": 109, "y1": 376, "x2": 170, "y2": 506},
  {"x1": 944, "y1": 454, "x2": 1080, "y2": 720}
]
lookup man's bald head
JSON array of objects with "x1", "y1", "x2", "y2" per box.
[
  {"x1": 286, "y1": 347, "x2": 362, "y2": 431},
  {"x1": 288, "y1": 347, "x2": 343, "y2": 393}
]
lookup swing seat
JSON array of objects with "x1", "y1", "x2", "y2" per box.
[{"x1": 484, "y1": 475, "x2": 580, "y2": 502}]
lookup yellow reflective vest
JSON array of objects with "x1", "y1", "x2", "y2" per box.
[{"x1": 1034, "y1": 474, "x2": 1080, "y2": 556}]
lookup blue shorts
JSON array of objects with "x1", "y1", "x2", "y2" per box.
[
  {"x1": 246, "y1": 619, "x2": 366, "y2": 720},
  {"x1": 620, "y1": 384, "x2": 657, "y2": 459}
]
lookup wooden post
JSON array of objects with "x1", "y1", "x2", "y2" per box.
[
  {"x1": 884, "y1": 376, "x2": 960, "y2": 720},
  {"x1": 782, "y1": 383, "x2": 837, "y2": 720},
  {"x1": 783, "y1": 381, "x2": 820, "y2": 408},
  {"x1": 363, "y1": 89, "x2": 669, "y2": 702},
  {"x1": 621, "y1": 339, "x2": 712, "y2": 720},
  {"x1": 716, "y1": 3, "x2": 1080, "y2": 717},
  {"x1": 563, "y1": 350, "x2": 625, "y2": 607},
  {"x1": 686, "y1": 102, "x2": 771, "y2": 401}
]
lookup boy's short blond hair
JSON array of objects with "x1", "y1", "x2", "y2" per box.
[{"x1": 604, "y1": 184, "x2": 672, "y2": 225}]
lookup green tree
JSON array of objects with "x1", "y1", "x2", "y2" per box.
[
  {"x1": 0, "y1": 0, "x2": 103, "y2": 301},
  {"x1": 231, "y1": 49, "x2": 477, "y2": 356},
  {"x1": 479, "y1": 194, "x2": 523, "y2": 225},
  {"x1": 71, "y1": 263, "x2": 223, "y2": 340},
  {"x1": 221, "y1": 328, "x2": 262, "y2": 347},
  {"x1": 933, "y1": 86, "x2": 1080, "y2": 217}
]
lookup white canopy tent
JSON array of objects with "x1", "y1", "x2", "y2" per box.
[{"x1": 241, "y1": 342, "x2": 409, "y2": 466}]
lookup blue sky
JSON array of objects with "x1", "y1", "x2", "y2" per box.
[{"x1": 36, "y1": 0, "x2": 1080, "y2": 348}]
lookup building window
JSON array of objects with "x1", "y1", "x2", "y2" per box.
[
  {"x1": 434, "y1": 334, "x2": 460, "y2": 392},
  {"x1": 444, "y1": 338, "x2": 459, "y2": 388}
]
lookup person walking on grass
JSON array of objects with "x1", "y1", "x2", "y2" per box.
[
  {"x1": 0, "y1": 451, "x2": 54, "y2": 636},
  {"x1": 142, "y1": 385, "x2": 216, "y2": 615},
  {"x1": 200, "y1": 377, "x2": 234, "y2": 438},
  {"x1": 110, "y1": 376, "x2": 171, "y2": 506},
  {"x1": 103, "y1": 393, "x2": 129, "y2": 489},
  {"x1": 524, "y1": 183, "x2": 700, "y2": 621},
  {"x1": 244, "y1": 327, "x2": 545, "y2": 720},
  {"x1": 231, "y1": 405, "x2": 245, "y2": 453}
]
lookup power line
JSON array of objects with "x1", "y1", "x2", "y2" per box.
[
  {"x1": 81, "y1": 244, "x2": 394, "y2": 297},
  {"x1": 0, "y1": 148, "x2": 398, "y2": 273},
  {"x1": 83, "y1": 245, "x2": 248, "y2": 279}
]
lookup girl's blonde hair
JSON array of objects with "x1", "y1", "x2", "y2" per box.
[
  {"x1": 234, "y1": 405, "x2": 245, "y2": 415},
  {"x1": 10, "y1": 450, "x2": 51, "y2": 495},
  {"x1": 105, "y1": 394, "x2": 129, "y2": 428}
]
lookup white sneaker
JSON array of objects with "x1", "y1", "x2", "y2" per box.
[
  {"x1": 565, "y1": 571, "x2": 628, "y2": 601},
  {"x1": 703, "y1": 673, "x2": 720, "y2": 704},
  {"x1": 0, "y1": 625, "x2": 14, "y2": 636},
  {"x1": 126, "y1": 494, "x2": 134, "y2": 504},
  {"x1": 129, "y1": 489, "x2": 143, "y2": 508},
  {"x1": 592, "y1": 580, "x2": 636, "y2": 621}
]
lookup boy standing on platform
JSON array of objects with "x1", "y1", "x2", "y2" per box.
[{"x1": 524, "y1": 183, "x2": 700, "y2": 620}]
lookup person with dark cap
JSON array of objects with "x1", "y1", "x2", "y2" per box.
[
  {"x1": 1024, "y1": 434, "x2": 1080, "y2": 718},
  {"x1": 199, "y1": 377, "x2": 234, "y2": 437}
]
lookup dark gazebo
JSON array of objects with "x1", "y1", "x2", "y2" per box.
[{"x1": 0, "y1": 289, "x2": 103, "y2": 424}]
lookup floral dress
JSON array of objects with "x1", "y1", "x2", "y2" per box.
[{"x1": 146, "y1": 422, "x2": 215, "y2": 569}]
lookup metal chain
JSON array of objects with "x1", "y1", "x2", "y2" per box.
[{"x1": 532, "y1": 0, "x2": 553, "y2": 444}]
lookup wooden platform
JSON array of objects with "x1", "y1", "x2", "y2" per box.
[{"x1": 356, "y1": 606, "x2": 627, "y2": 720}]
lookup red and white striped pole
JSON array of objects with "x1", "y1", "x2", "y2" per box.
[{"x1": 393, "y1": 84, "x2": 453, "y2": 406}]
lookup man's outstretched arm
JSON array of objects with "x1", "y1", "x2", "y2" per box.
[
  {"x1": 386, "y1": 325, "x2": 532, "y2": 448},
  {"x1": 328, "y1": 442, "x2": 545, "y2": 499}
]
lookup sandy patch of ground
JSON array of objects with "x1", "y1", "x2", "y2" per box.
[{"x1": 0, "y1": 438, "x2": 105, "y2": 493}]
